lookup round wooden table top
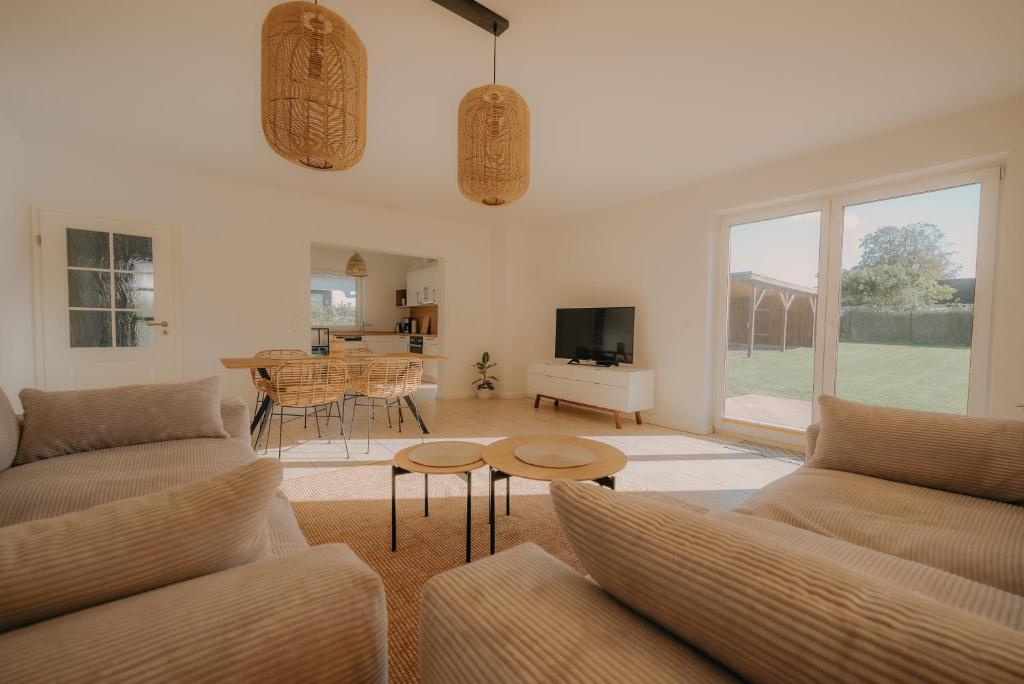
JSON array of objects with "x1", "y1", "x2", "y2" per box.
[
  {"x1": 482, "y1": 435, "x2": 627, "y2": 482},
  {"x1": 394, "y1": 441, "x2": 486, "y2": 475}
]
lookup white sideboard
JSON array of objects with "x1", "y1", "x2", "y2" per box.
[{"x1": 527, "y1": 360, "x2": 654, "y2": 428}]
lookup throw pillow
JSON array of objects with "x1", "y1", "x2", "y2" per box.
[
  {"x1": 551, "y1": 480, "x2": 1024, "y2": 683},
  {"x1": 15, "y1": 376, "x2": 229, "y2": 464},
  {"x1": 0, "y1": 458, "x2": 280, "y2": 631},
  {"x1": 812, "y1": 394, "x2": 1024, "y2": 503}
]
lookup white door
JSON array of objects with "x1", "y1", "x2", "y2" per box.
[{"x1": 35, "y1": 208, "x2": 181, "y2": 390}]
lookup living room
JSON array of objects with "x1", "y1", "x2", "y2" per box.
[{"x1": 1, "y1": 1, "x2": 1023, "y2": 682}]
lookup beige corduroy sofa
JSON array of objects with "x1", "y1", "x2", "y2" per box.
[
  {"x1": 421, "y1": 397, "x2": 1024, "y2": 682},
  {"x1": 0, "y1": 383, "x2": 387, "y2": 683}
]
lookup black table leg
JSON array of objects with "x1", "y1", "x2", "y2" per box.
[
  {"x1": 506, "y1": 476, "x2": 511, "y2": 515},
  {"x1": 424, "y1": 473, "x2": 429, "y2": 517},
  {"x1": 489, "y1": 468, "x2": 495, "y2": 555},
  {"x1": 250, "y1": 367, "x2": 272, "y2": 434},
  {"x1": 489, "y1": 468, "x2": 511, "y2": 555},
  {"x1": 391, "y1": 466, "x2": 398, "y2": 552},
  {"x1": 466, "y1": 470, "x2": 472, "y2": 563},
  {"x1": 402, "y1": 394, "x2": 430, "y2": 434}
]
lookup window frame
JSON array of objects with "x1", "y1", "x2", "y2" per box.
[
  {"x1": 713, "y1": 164, "x2": 1002, "y2": 443},
  {"x1": 310, "y1": 270, "x2": 363, "y2": 331}
]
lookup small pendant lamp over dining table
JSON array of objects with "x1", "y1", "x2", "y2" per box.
[{"x1": 345, "y1": 251, "x2": 368, "y2": 278}]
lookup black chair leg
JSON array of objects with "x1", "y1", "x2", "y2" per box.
[{"x1": 276, "y1": 404, "x2": 285, "y2": 460}]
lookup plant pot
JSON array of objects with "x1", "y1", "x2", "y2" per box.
[{"x1": 477, "y1": 388, "x2": 492, "y2": 400}]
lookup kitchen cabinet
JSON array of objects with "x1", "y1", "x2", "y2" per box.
[
  {"x1": 406, "y1": 266, "x2": 438, "y2": 305},
  {"x1": 396, "y1": 335, "x2": 411, "y2": 353},
  {"x1": 362, "y1": 335, "x2": 394, "y2": 355},
  {"x1": 423, "y1": 338, "x2": 439, "y2": 381}
]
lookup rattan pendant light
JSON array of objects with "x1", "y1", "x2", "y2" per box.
[
  {"x1": 261, "y1": 1, "x2": 367, "y2": 171},
  {"x1": 457, "y1": 26, "x2": 530, "y2": 206},
  {"x1": 345, "y1": 251, "x2": 368, "y2": 277}
]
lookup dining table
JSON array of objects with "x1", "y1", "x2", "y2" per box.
[{"x1": 219, "y1": 352, "x2": 448, "y2": 436}]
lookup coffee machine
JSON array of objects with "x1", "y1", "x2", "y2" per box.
[{"x1": 396, "y1": 317, "x2": 413, "y2": 333}]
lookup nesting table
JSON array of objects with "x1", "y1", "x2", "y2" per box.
[
  {"x1": 390, "y1": 435, "x2": 627, "y2": 562},
  {"x1": 391, "y1": 441, "x2": 485, "y2": 564},
  {"x1": 481, "y1": 435, "x2": 627, "y2": 555}
]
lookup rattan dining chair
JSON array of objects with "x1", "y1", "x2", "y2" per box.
[
  {"x1": 250, "y1": 349, "x2": 308, "y2": 448},
  {"x1": 346, "y1": 358, "x2": 424, "y2": 452},
  {"x1": 258, "y1": 358, "x2": 350, "y2": 460}
]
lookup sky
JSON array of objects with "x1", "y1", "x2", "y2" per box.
[{"x1": 729, "y1": 183, "x2": 982, "y2": 288}]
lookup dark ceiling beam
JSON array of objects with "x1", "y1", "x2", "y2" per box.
[{"x1": 428, "y1": 0, "x2": 509, "y2": 36}]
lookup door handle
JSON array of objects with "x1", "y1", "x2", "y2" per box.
[{"x1": 145, "y1": 320, "x2": 169, "y2": 328}]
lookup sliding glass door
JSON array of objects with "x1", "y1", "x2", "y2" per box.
[
  {"x1": 718, "y1": 166, "x2": 1000, "y2": 434},
  {"x1": 722, "y1": 210, "x2": 823, "y2": 430}
]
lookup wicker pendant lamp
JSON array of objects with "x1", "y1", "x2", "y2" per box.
[
  {"x1": 457, "y1": 26, "x2": 530, "y2": 206},
  {"x1": 345, "y1": 251, "x2": 368, "y2": 278},
  {"x1": 261, "y1": 1, "x2": 367, "y2": 171}
]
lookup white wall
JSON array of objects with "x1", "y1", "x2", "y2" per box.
[
  {"x1": 521, "y1": 94, "x2": 1024, "y2": 433},
  {"x1": 0, "y1": 113, "x2": 32, "y2": 409},
  {"x1": 21, "y1": 141, "x2": 496, "y2": 406},
  {"x1": 8, "y1": 94, "x2": 1024, "y2": 432},
  {"x1": 310, "y1": 245, "x2": 428, "y2": 333}
]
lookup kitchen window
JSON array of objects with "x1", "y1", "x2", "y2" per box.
[{"x1": 311, "y1": 273, "x2": 361, "y2": 329}]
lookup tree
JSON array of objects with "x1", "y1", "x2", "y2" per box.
[{"x1": 840, "y1": 222, "x2": 959, "y2": 310}]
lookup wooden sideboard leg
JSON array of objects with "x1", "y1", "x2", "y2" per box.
[
  {"x1": 634, "y1": 412, "x2": 643, "y2": 425},
  {"x1": 613, "y1": 411, "x2": 622, "y2": 429},
  {"x1": 533, "y1": 394, "x2": 541, "y2": 409}
]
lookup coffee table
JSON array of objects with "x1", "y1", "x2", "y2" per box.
[
  {"x1": 481, "y1": 435, "x2": 627, "y2": 555},
  {"x1": 392, "y1": 441, "x2": 486, "y2": 563}
]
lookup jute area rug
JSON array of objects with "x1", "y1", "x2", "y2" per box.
[{"x1": 281, "y1": 464, "x2": 699, "y2": 684}]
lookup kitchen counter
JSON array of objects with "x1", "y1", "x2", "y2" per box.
[{"x1": 327, "y1": 330, "x2": 438, "y2": 338}]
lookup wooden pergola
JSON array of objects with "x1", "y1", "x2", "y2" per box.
[{"x1": 729, "y1": 272, "x2": 817, "y2": 357}]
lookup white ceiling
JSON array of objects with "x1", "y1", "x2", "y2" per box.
[{"x1": 1, "y1": 0, "x2": 1022, "y2": 226}]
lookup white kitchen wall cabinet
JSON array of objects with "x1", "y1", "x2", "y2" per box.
[{"x1": 406, "y1": 265, "x2": 438, "y2": 305}]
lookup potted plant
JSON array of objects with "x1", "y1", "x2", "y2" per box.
[{"x1": 472, "y1": 351, "x2": 498, "y2": 399}]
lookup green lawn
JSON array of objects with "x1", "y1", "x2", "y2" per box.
[{"x1": 726, "y1": 342, "x2": 970, "y2": 414}]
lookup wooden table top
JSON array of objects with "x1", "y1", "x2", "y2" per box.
[
  {"x1": 393, "y1": 441, "x2": 486, "y2": 475},
  {"x1": 482, "y1": 435, "x2": 627, "y2": 482},
  {"x1": 220, "y1": 352, "x2": 448, "y2": 370}
]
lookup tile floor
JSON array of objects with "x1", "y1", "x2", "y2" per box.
[{"x1": 258, "y1": 387, "x2": 804, "y2": 512}]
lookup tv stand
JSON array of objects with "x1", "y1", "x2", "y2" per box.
[{"x1": 527, "y1": 361, "x2": 654, "y2": 429}]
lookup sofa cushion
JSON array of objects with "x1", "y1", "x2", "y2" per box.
[
  {"x1": 734, "y1": 466, "x2": 1024, "y2": 595},
  {"x1": 0, "y1": 545, "x2": 387, "y2": 684},
  {"x1": 812, "y1": 395, "x2": 1024, "y2": 503},
  {"x1": 0, "y1": 438, "x2": 307, "y2": 556},
  {"x1": 706, "y1": 510, "x2": 1024, "y2": 630},
  {"x1": 551, "y1": 480, "x2": 1024, "y2": 684},
  {"x1": 15, "y1": 376, "x2": 229, "y2": 464},
  {"x1": 0, "y1": 458, "x2": 281, "y2": 631},
  {"x1": 0, "y1": 388, "x2": 18, "y2": 472},
  {"x1": 421, "y1": 543, "x2": 737, "y2": 684}
]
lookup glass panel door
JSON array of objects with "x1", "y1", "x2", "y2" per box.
[
  {"x1": 723, "y1": 211, "x2": 822, "y2": 429},
  {"x1": 834, "y1": 184, "x2": 982, "y2": 414},
  {"x1": 65, "y1": 228, "x2": 156, "y2": 348}
]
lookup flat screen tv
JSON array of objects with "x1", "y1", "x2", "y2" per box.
[{"x1": 555, "y1": 307, "x2": 635, "y2": 366}]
